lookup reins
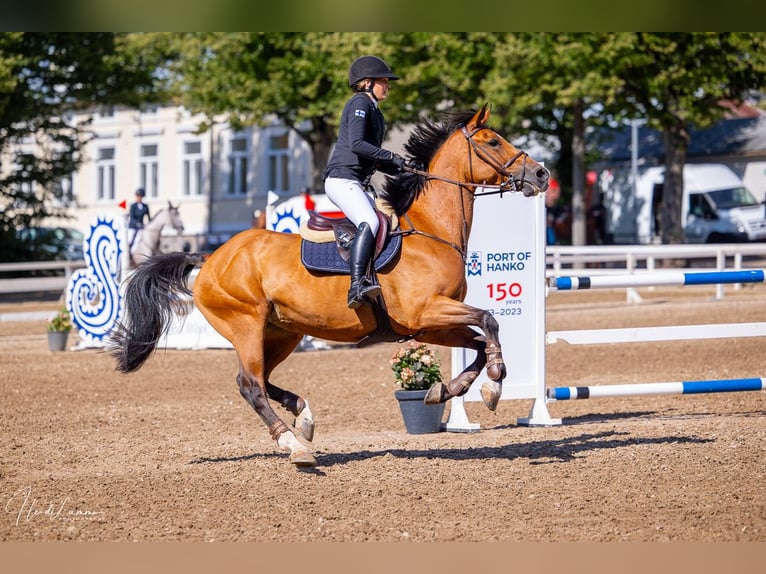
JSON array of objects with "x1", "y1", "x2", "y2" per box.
[{"x1": 392, "y1": 125, "x2": 532, "y2": 261}]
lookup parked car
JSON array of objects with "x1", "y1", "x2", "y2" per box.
[{"x1": 15, "y1": 226, "x2": 85, "y2": 260}]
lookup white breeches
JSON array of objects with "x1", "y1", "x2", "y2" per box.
[{"x1": 324, "y1": 177, "x2": 379, "y2": 234}]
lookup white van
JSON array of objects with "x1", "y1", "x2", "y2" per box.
[
  {"x1": 682, "y1": 164, "x2": 766, "y2": 243},
  {"x1": 603, "y1": 163, "x2": 766, "y2": 244}
]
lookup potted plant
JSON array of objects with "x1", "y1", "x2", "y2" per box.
[
  {"x1": 391, "y1": 341, "x2": 446, "y2": 434},
  {"x1": 46, "y1": 307, "x2": 73, "y2": 352}
]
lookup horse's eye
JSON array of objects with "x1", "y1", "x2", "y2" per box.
[{"x1": 487, "y1": 138, "x2": 500, "y2": 147}]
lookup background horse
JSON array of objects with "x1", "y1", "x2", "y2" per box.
[
  {"x1": 110, "y1": 106, "x2": 549, "y2": 468},
  {"x1": 129, "y1": 202, "x2": 185, "y2": 266}
]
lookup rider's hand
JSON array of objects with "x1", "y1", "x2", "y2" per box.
[{"x1": 391, "y1": 153, "x2": 406, "y2": 173}]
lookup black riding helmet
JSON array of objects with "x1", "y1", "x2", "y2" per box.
[{"x1": 348, "y1": 55, "x2": 400, "y2": 88}]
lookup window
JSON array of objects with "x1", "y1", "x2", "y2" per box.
[
  {"x1": 97, "y1": 147, "x2": 116, "y2": 201},
  {"x1": 182, "y1": 140, "x2": 203, "y2": 197},
  {"x1": 227, "y1": 135, "x2": 249, "y2": 195},
  {"x1": 51, "y1": 175, "x2": 74, "y2": 207},
  {"x1": 140, "y1": 143, "x2": 159, "y2": 198},
  {"x1": 689, "y1": 193, "x2": 714, "y2": 219},
  {"x1": 268, "y1": 131, "x2": 290, "y2": 194}
]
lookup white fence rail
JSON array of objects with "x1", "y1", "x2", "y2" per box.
[
  {"x1": 547, "y1": 242, "x2": 766, "y2": 272},
  {"x1": 546, "y1": 243, "x2": 766, "y2": 301},
  {"x1": 0, "y1": 260, "x2": 86, "y2": 296}
]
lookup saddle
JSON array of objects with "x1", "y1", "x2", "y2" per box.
[
  {"x1": 299, "y1": 207, "x2": 407, "y2": 347},
  {"x1": 299, "y1": 208, "x2": 401, "y2": 274}
]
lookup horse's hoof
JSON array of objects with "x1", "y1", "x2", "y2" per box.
[
  {"x1": 294, "y1": 416, "x2": 315, "y2": 443},
  {"x1": 289, "y1": 450, "x2": 317, "y2": 467},
  {"x1": 480, "y1": 381, "x2": 502, "y2": 411},
  {"x1": 424, "y1": 383, "x2": 446, "y2": 404},
  {"x1": 294, "y1": 400, "x2": 315, "y2": 442}
]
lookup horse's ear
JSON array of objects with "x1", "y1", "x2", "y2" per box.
[
  {"x1": 478, "y1": 103, "x2": 491, "y2": 124},
  {"x1": 468, "y1": 104, "x2": 491, "y2": 130},
  {"x1": 167, "y1": 200, "x2": 172, "y2": 209}
]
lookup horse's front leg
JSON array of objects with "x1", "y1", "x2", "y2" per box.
[
  {"x1": 478, "y1": 309, "x2": 506, "y2": 382},
  {"x1": 415, "y1": 309, "x2": 506, "y2": 411}
]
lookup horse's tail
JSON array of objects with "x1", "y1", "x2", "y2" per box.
[{"x1": 110, "y1": 252, "x2": 205, "y2": 373}]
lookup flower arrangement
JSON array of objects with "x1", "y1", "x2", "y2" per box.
[
  {"x1": 47, "y1": 307, "x2": 73, "y2": 333},
  {"x1": 390, "y1": 341, "x2": 442, "y2": 390}
]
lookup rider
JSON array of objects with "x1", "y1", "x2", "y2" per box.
[
  {"x1": 127, "y1": 187, "x2": 150, "y2": 252},
  {"x1": 323, "y1": 55, "x2": 406, "y2": 309}
]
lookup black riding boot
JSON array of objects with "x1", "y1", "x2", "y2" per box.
[{"x1": 347, "y1": 222, "x2": 382, "y2": 309}]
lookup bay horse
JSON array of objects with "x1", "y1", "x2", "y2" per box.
[
  {"x1": 110, "y1": 106, "x2": 549, "y2": 468},
  {"x1": 129, "y1": 202, "x2": 185, "y2": 266}
]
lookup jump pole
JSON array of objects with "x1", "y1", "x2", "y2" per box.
[
  {"x1": 546, "y1": 377, "x2": 766, "y2": 401},
  {"x1": 548, "y1": 269, "x2": 766, "y2": 291}
]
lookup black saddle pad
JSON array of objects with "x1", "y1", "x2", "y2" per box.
[{"x1": 301, "y1": 234, "x2": 401, "y2": 274}]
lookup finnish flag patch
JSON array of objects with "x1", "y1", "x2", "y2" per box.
[{"x1": 354, "y1": 109, "x2": 366, "y2": 118}]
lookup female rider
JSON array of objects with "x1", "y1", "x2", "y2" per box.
[{"x1": 323, "y1": 55, "x2": 406, "y2": 309}]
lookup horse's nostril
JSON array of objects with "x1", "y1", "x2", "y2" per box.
[{"x1": 536, "y1": 169, "x2": 549, "y2": 181}]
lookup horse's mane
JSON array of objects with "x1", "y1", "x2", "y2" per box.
[{"x1": 380, "y1": 110, "x2": 479, "y2": 216}]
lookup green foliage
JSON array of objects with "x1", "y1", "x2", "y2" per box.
[
  {"x1": 390, "y1": 341, "x2": 442, "y2": 391},
  {"x1": 606, "y1": 33, "x2": 766, "y2": 244},
  {"x1": 0, "y1": 33, "x2": 165, "y2": 237},
  {"x1": 46, "y1": 307, "x2": 72, "y2": 333},
  {"x1": 481, "y1": 32, "x2": 766, "y2": 245}
]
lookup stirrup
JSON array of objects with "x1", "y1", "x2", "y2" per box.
[
  {"x1": 359, "y1": 281, "x2": 381, "y2": 300},
  {"x1": 347, "y1": 290, "x2": 368, "y2": 309},
  {"x1": 347, "y1": 280, "x2": 381, "y2": 309}
]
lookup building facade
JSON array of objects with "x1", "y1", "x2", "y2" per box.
[{"x1": 31, "y1": 104, "x2": 314, "y2": 249}]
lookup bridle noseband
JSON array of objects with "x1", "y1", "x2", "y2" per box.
[{"x1": 461, "y1": 125, "x2": 529, "y2": 196}]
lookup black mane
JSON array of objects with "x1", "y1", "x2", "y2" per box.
[{"x1": 380, "y1": 110, "x2": 479, "y2": 216}]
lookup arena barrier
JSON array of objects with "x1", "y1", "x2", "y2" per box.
[{"x1": 62, "y1": 212, "x2": 225, "y2": 350}]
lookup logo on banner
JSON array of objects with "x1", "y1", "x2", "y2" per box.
[{"x1": 466, "y1": 251, "x2": 482, "y2": 276}]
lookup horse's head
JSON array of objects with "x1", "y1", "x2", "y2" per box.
[
  {"x1": 381, "y1": 106, "x2": 550, "y2": 216},
  {"x1": 460, "y1": 105, "x2": 549, "y2": 197},
  {"x1": 167, "y1": 201, "x2": 185, "y2": 234}
]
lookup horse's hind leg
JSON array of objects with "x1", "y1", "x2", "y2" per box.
[
  {"x1": 236, "y1": 365, "x2": 316, "y2": 467},
  {"x1": 225, "y1": 320, "x2": 315, "y2": 467},
  {"x1": 266, "y1": 383, "x2": 315, "y2": 442}
]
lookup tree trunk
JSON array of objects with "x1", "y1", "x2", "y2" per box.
[
  {"x1": 661, "y1": 118, "x2": 689, "y2": 246},
  {"x1": 570, "y1": 99, "x2": 586, "y2": 247}
]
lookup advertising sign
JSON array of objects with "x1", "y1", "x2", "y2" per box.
[{"x1": 448, "y1": 190, "x2": 557, "y2": 429}]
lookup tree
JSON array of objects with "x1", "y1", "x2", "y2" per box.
[
  {"x1": 481, "y1": 33, "x2": 623, "y2": 246},
  {"x1": 0, "y1": 32, "x2": 163, "y2": 261},
  {"x1": 159, "y1": 32, "x2": 501, "y2": 191},
  {"x1": 610, "y1": 33, "x2": 766, "y2": 244}
]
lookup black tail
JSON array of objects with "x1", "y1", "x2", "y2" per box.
[{"x1": 110, "y1": 252, "x2": 205, "y2": 373}]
